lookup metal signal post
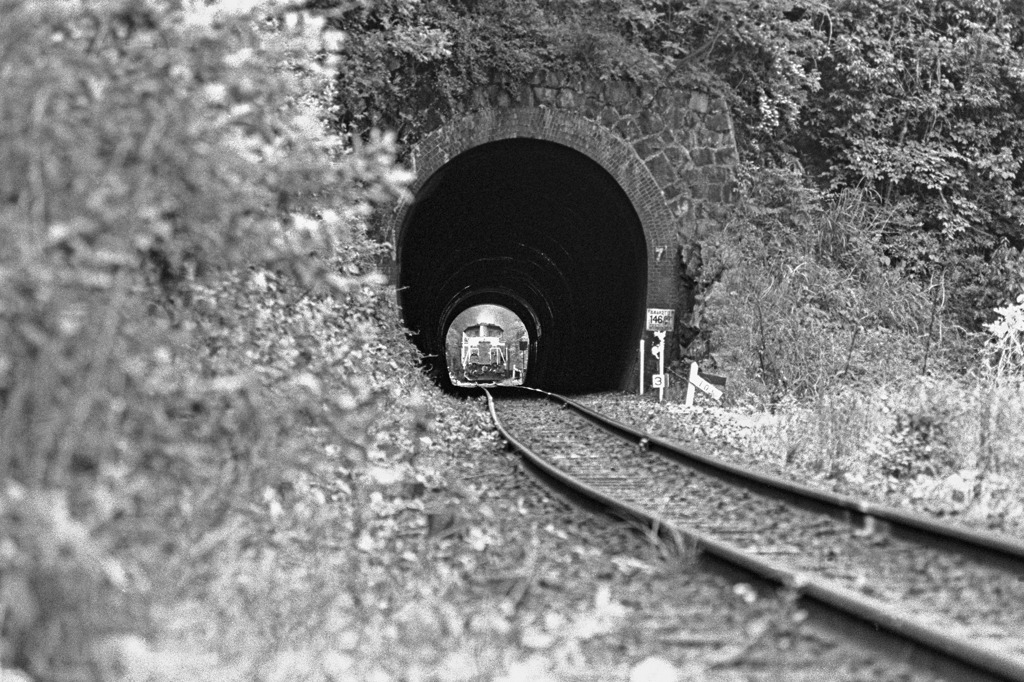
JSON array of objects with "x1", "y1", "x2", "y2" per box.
[{"x1": 651, "y1": 331, "x2": 666, "y2": 402}]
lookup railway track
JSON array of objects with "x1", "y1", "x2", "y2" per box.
[{"x1": 483, "y1": 385, "x2": 1024, "y2": 682}]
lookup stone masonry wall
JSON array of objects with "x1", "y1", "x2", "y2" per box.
[
  {"x1": 399, "y1": 70, "x2": 739, "y2": 370},
  {"x1": 469, "y1": 71, "x2": 739, "y2": 242},
  {"x1": 409, "y1": 107, "x2": 680, "y2": 306}
]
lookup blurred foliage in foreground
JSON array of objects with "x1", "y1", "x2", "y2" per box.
[{"x1": 0, "y1": 0, "x2": 409, "y2": 677}]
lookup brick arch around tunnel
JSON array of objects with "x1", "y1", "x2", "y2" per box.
[
  {"x1": 402, "y1": 107, "x2": 680, "y2": 309},
  {"x1": 392, "y1": 102, "x2": 733, "y2": 393}
]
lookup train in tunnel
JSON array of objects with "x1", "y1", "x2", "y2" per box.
[
  {"x1": 461, "y1": 322, "x2": 512, "y2": 383},
  {"x1": 397, "y1": 138, "x2": 649, "y2": 393}
]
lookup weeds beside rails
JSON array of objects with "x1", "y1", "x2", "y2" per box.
[
  {"x1": 762, "y1": 377, "x2": 1024, "y2": 532},
  {"x1": 692, "y1": 166, "x2": 965, "y2": 405},
  {"x1": 686, "y1": 167, "x2": 1024, "y2": 530}
]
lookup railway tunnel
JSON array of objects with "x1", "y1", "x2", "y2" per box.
[{"x1": 397, "y1": 138, "x2": 649, "y2": 393}]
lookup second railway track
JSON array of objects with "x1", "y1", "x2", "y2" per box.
[{"x1": 484, "y1": 385, "x2": 1024, "y2": 682}]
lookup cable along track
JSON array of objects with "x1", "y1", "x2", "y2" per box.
[{"x1": 484, "y1": 386, "x2": 1024, "y2": 682}]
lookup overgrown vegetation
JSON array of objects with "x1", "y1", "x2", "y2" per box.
[
  {"x1": 325, "y1": 0, "x2": 1024, "y2": 331},
  {"x1": 746, "y1": 377, "x2": 1024, "y2": 533},
  {"x1": 691, "y1": 164, "x2": 955, "y2": 403},
  {"x1": 0, "y1": 1, "x2": 408, "y2": 677},
  {"x1": 4, "y1": 0, "x2": 1024, "y2": 679},
  {"x1": 982, "y1": 294, "x2": 1024, "y2": 381},
  {"x1": 684, "y1": 159, "x2": 1024, "y2": 528},
  {"x1": 799, "y1": 0, "x2": 1024, "y2": 329}
]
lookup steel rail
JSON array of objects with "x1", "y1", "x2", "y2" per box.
[
  {"x1": 522, "y1": 386, "x2": 1024, "y2": 574},
  {"x1": 484, "y1": 387, "x2": 1024, "y2": 682}
]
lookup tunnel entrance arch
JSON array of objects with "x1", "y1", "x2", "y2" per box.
[{"x1": 395, "y1": 108, "x2": 679, "y2": 393}]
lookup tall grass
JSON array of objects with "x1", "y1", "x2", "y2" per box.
[
  {"x1": 691, "y1": 165, "x2": 966, "y2": 403},
  {"x1": 981, "y1": 294, "x2": 1024, "y2": 381},
  {"x1": 765, "y1": 378, "x2": 1024, "y2": 531},
  {"x1": 683, "y1": 166, "x2": 1024, "y2": 532}
]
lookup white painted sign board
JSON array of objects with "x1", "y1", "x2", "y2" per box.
[
  {"x1": 651, "y1": 374, "x2": 665, "y2": 388},
  {"x1": 685, "y1": 362, "x2": 725, "y2": 406},
  {"x1": 690, "y1": 373, "x2": 722, "y2": 400},
  {"x1": 645, "y1": 308, "x2": 675, "y2": 332}
]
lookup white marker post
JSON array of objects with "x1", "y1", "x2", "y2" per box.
[
  {"x1": 644, "y1": 308, "x2": 675, "y2": 403},
  {"x1": 684, "y1": 362, "x2": 698, "y2": 407},
  {"x1": 685, "y1": 362, "x2": 725, "y2": 406},
  {"x1": 652, "y1": 331, "x2": 666, "y2": 402},
  {"x1": 639, "y1": 339, "x2": 645, "y2": 395}
]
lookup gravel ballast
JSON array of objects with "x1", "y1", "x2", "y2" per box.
[{"x1": 451, "y1": 392, "x2": 944, "y2": 680}]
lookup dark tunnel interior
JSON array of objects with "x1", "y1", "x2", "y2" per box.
[{"x1": 397, "y1": 138, "x2": 648, "y2": 393}]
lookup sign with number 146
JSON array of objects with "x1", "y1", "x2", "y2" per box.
[{"x1": 645, "y1": 308, "x2": 675, "y2": 332}]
